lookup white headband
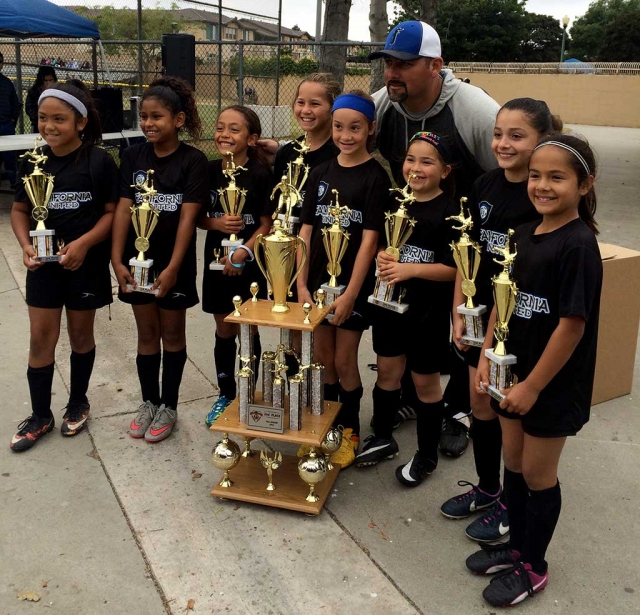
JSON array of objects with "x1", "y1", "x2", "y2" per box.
[
  {"x1": 534, "y1": 141, "x2": 591, "y2": 175},
  {"x1": 38, "y1": 89, "x2": 88, "y2": 118}
]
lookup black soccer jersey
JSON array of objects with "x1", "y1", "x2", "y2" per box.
[
  {"x1": 16, "y1": 145, "x2": 119, "y2": 244},
  {"x1": 468, "y1": 168, "x2": 541, "y2": 309},
  {"x1": 300, "y1": 157, "x2": 390, "y2": 298},
  {"x1": 119, "y1": 142, "x2": 209, "y2": 273},
  {"x1": 507, "y1": 218, "x2": 602, "y2": 425}
]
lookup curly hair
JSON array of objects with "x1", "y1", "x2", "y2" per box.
[{"x1": 142, "y1": 76, "x2": 202, "y2": 140}]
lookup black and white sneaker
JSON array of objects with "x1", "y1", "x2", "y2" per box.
[
  {"x1": 466, "y1": 542, "x2": 521, "y2": 575},
  {"x1": 394, "y1": 403, "x2": 417, "y2": 429},
  {"x1": 355, "y1": 435, "x2": 399, "y2": 467},
  {"x1": 395, "y1": 451, "x2": 437, "y2": 487},
  {"x1": 465, "y1": 500, "x2": 510, "y2": 542},
  {"x1": 439, "y1": 417, "x2": 470, "y2": 457}
]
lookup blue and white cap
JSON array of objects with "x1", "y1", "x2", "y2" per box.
[{"x1": 369, "y1": 21, "x2": 441, "y2": 61}]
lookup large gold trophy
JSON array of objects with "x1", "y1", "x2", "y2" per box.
[
  {"x1": 368, "y1": 178, "x2": 417, "y2": 314},
  {"x1": 210, "y1": 152, "x2": 247, "y2": 270},
  {"x1": 272, "y1": 135, "x2": 310, "y2": 233},
  {"x1": 254, "y1": 219, "x2": 307, "y2": 313},
  {"x1": 128, "y1": 170, "x2": 160, "y2": 294},
  {"x1": 319, "y1": 190, "x2": 351, "y2": 318},
  {"x1": 483, "y1": 229, "x2": 518, "y2": 401},
  {"x1": 447, "y1": 197, "x2": 487, "y2": 347},
  {"x1": 20, "y1": 138, "x2": 60, "y2": 262}
]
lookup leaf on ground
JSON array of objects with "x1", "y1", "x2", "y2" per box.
[
  {"x1": 186, "y1": 598, "x2": 195, "y2": 610},
  {"x1": 17, "y1": 590, "x2": 40, "y2": 601},
  {"x1": 41, "y1": 580, "x2": 48, "y2": 588},
  {"x1": 368, "y1": 521, "x2": 377, "y2": 528},
  {"x1": 191, "y1": 471, "x2": 202, "y2": 480}
]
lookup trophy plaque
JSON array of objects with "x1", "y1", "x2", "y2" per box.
[
  {"x1": 447, "y1": 197, "x2": 487, "y2": 347},
  {"x1": 484, "y1": 229, "x2": 518, "y2": 401},
  {"x1": 127, "y1": 170, "x2": 160, "y2": 294},
  {"x1": 20, "y1": 139, "x2": 61, "y2": 263},
  {"x1": 368, "y1": 178, "x2": 417, "y2": 313}
]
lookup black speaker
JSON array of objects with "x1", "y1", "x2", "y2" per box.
[
  {"x1": 91, "y1": 87, "x2": 124, "y2": 133},
  {"x1": 162, "y1": 34, "x2": 196, "y2": 90}
]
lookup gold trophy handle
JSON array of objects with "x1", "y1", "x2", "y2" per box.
[
  {"x1": 287, "y1": 236, "x2": 307, "y2": 298},
  {"x1": 254, "y1": 235, "x2": 272, "y2": 296}
]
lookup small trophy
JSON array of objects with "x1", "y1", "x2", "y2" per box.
[
  {"x1": 20, "y1": 138, "x2": 61, "y2": 263},
  {"x1": 447, "y1": 197, "x2": 487, "y2": 347},
  {"x1": 272, "y1": 135, "x2": 310, "y2": 233},
  {"x1": 209, "y1": 248, "x2": 223, "y2": 271},
  {"x1": 260, "y1": 450, "x2": 282, "y2": 491},
  {"x1": 128, "y1": 170, "x2": 160, "y2": 294},
  {"x1": 484, "y1": 229, "x2": 518, "y2": 401},
  {"x1": 320, "y1": 190, "x2": 351, "y2": 317},
  {"x1": 368, "y1": 178, "x2": 417, "y2": 313}
]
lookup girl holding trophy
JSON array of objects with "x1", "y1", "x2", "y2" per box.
[
  {"x1": 469, "y1": 135, "x2": 601, "y2": 607},
  {"x1": 441, "y1": 99, "x2": 562, "y2": 543},
  {"x1": 356, "y1": 132, "x2": 458, "y2": 487},
  {"x1": 112, "y1": 76, "x2": 209, "y2": 443},
  {"x1": 199, "y1": 106, "x2": 273, "y2": 425},
  {"x1": 297, "y1": 91, "x2": 390, "y2": 468},
  {"x1": 10, "y1": 82, "x2": 118, "y2": 451}
]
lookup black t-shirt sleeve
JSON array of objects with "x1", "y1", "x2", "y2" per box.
[
  {"x1": 558, "y1": 244, "x2": 602, "y2": 321},
  {"x1": 300, "y1": 168, "x2": 320, "y2": 226},
  {"x1": 119, "y1": 148, "x2": 135, "y2": 200},
  {"x1": 182, "y1": 151, "x2": 210, "y2": 205}
]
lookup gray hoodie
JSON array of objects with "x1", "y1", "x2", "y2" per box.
[{"x1": 373, "y1": 69, "x2": 499, "y2": 197}]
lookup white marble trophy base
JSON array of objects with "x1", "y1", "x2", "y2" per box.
[
  {"x1": 457, "y1": 303, "x2": 487, "y2": 347},
  {"x1": 30, "y1": 229, "x2": 63, "y2": 262},
  {"x1": 277, "y1": 213, "x2": 299, "y2": 234},
  {"x1": 127, "y1": 257, "x2": 158, "y2": 295},
  {"x1": 320, "y1": 282, "x2": 346, "y2": 321},
  {"x1": 209, "y1": 260, "x2": 225, "y2": 270},
  {"x1": 483, "y1": 348, "x2": 517, "y2": 401},
  {"x1": 368, "y1": 276, "x2": 408, "y2": 314},
  {"x1": 221, "y1": 238, "x2": 244, "y2": 249}
]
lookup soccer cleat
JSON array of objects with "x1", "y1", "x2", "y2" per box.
[
  {"x1": 129, "y1": 401, "x2": 157, "y2": 438},
  {"x1": 395, "y1": 451, "x2": 437, "y2": 487},
  {"x1": 145, "y1": 404, "x2": 177, "y2": 443},
  {"x1": 466, "y1": 542, "x2": 520, "y2": 575},
  {"x1": 482, "y1": 562, "x2": 548, "y2": 607},
  {"x1": 394, "y1": 403, "x2": 417, "y2": 429},
  {"x1": 440, "y1": 481, "x2": 500, "y2": 519},
  {"x1": 10, "y1": 414, "x2": 55, "y2": 452},
  {"x1": 355, "y1": 435, "x2": 399, "y2": 467},
  {"x1": 61, "y1": 402, "x2": 90, "y2": 436},
  {"x1": 439, "y1": 417, "x2": 470, "y2": 457},
  {"x1": 330, "y1": 428, "x2": 358, "y2": 469},
  {"x1": 206, "y1": 396, "x2": 232, "y2": 427},
  {"x1": 466, "y1": 499, "x2": 510, "y2": 542}
]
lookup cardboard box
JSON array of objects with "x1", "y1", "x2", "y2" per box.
[{"x1": 592, "y1": 243, "x2": 640, "y2": 405}]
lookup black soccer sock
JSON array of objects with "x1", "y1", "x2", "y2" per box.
[
  {"x1": 161, "y1": 347, "x2": 187, "y2": 409},
  {"x1": 372, "y1": 384, "x2": 401, "y2": 440},
  {"x1": 503, "y1": 468, "x2": 529, "y2": 554},
  {"x1": 136, "y1": 352, "x2": 161, "y2": 406},
  {"x1": 69, "y1": 347, "x2": 95, "y2": 405},
  {"x1": 336, "y1": 385, "x2": 363, "y2": 436},
  {"x1": 416, "y1": 398, "x2": 445, "y2": 465},
  {"x1": 472, "y1": 417, "x2": 503, "y2": 495},
  {"x1": 214, "y1": 334, "x2": 237, "y2": 400},
  {"x1": 27, "y1": 363, "x2": 55, "y2": 419},
  {"x1": 252, "y1": 332, "x2": 262, "y2": 386},
  {"x1": 324, "y1": 381, "x2": 340, "y2": 402},
  {"x1": 522, "y1": 481, "x2": 562, "y2": 575},
  {"x1": 443, "y1": 344, "x2": 471, "y2": 418}
]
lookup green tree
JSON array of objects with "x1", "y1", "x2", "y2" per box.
[
  {"x1": 518, "y1": 13, "x2": 567, "y2": 62},
  {"x1": 570, "y1": 0, "x2": 640, "y2": 61},
  {"x1": 599, "y1": 10, "x2": 640, "y2": 60}
]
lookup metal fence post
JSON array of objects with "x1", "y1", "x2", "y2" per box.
[
  {"x1": 91, "y1": 41, "x2": 98, "y2": 88},
  {"x1": 237, "y1": 42, "x2": 244, "y2": 105},
  {"x1": 15, "y1": 39, "x2": 23, "y2": 134}
]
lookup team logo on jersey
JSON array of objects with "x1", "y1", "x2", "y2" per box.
[
  {"x1": 133, "y1": 170, "x2": 148, "y2": 187},
  {"x1": 479, "y1": 201, "x2": 493, "y2": 224},
  {"x1": 317, "y1": 181, "x2": 329, "y2": 201}
]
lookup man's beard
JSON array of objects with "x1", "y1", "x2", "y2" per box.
[{"x1": 386, "y1": 81, "x2": 408, "y2": 103}]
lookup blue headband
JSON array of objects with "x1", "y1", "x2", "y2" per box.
[
  {"x1": 410, "y1": 131, "x2": 453, "y2": 163},
  {"x1": 331, "y1": 94, "x2": 375, "y2": 122}
]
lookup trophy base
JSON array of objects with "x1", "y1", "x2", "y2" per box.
[
  {"x1": 129, "y1": 257, "x2": 158, "y2": 295},
  {"x1": 209, "y1": 261, "x2": 225, "y2": 270},
  {"x1": 367, "y1": 294, "x2": 409, "y2": 314},
  {"x1": 31, "y1": 255, "x2": 64, "y2": 263},
  {"x1": 484, "y1": 348, "x2": 517, "y2": 402},
  {"x1": 221, "y1": 238, "x2": 244, "y2": 248},
  {"x1": 320, "y1": 283, "x2": 346, "y2": 321},
  {"x1": 30, "y1": 229, "x2": 63, "y2": 262},
  {"x1": 277, "y1": 213, "x2": 300, "y2": 234},
  {"x1": 457, "y1": 303, "x2": 487, "y2": 347},
  {"x1": 126, "y1": 284, "x2": 158, "y2": 295}
]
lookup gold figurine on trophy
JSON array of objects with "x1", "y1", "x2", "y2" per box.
[
  {"x1": 484, "y1": 229, "x2": 519, "y2": 401},
  {"x1": 20, "y1": 138, "x2": 60, "y2": 262},
  {"x1": 260, "y1": 450, "x2": 283, "y2": 491},
  {"x1": 368, "y1": 176, "x2": 417, "y2": 313},
  {"x1": 447, "y1": 196, "x2": 487, "y2": 347},
  {"x1": 272, "y1": 134, "x2": 310, "y2": 233},
  {"x1": 128, "y1": 170, "x2": 160, "y2": 293}
]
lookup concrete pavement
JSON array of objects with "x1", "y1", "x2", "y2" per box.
[{"x1": 0, "y1": 125, "x2": 639, "y2": 615}]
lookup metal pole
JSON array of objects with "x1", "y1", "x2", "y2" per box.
[
  {"x1": 238, "y1": 43, "x2": 244, "y2": 104},
  {"x1": 137, "y1": 0, "x2": 144, "y2": 94},
  {"x1": 315, "y1": 0, "x2": 322, "y2": 60},
  {"x1": 15, "y1": 38, "x2": 23, "y2": 134},
  {"x1": 92, "y1": 41, "x2": 98, "y2": 88},
  {"x1": 218, "y1": 0, "x2": 222, "y2": 114},
  {"x1": 275, "y1": 0, "x2": 282, "y2": 106},
  {"x1": 560, "y1": 26, "x2": 567, "y2": 63}
]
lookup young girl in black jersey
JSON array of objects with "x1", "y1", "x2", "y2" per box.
[
  {"x1": 355, "y1": 131, "x2": 457, "y2": 486},
  {"x1": 199, "y1": 106, "x2": 273, "y2": 425},
  {"x1": 10, "y1": 81, "x2": 118, "y2": 452},
  {"x1": 111, "y1": 76, "x2": 209, "y2": 443},
  {"x1": 297, "y1": 91, "x2": 390, "y2": 468},
  {"x1": 441, "y1": 99, "x2": 562, "y2": 542},
  {"x1": 468, "y1": 134, "x2": 602, "y2": 608}
]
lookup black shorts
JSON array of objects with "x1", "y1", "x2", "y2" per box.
[
  {"x1": 372, "y1": 304, "x2": 450, "y2": 375},
  {"x1": 320, "y1": 296, "x2": 371, "y2": 332},
  {"x1": 202, "y1": 262, "x2": 267, "y2": 315},
  {"x1": 26, "y1": 249, "x2": 112, "y2": 311}
]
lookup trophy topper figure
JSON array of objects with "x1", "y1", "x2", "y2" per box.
[
  {"x1": 447, "y1": 196, "x2": 474, "y2": 235},
  {"x1": 270, "y1": 174, "x2": 302, "y2": 223},
  {"x1": 389, "y1": 173, "x2": 418, "y2": 209},
  {"x1": 493, "y1": 228, "x2": 518, "y2": 272},
  {"x1": 222, "y1": 151, "x2": 247, "y2": 183},
  {"x1": 287, "y1": 134, "x2": 311, "y2": 190}
]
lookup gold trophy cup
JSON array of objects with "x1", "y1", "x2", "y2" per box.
[
  {"x1": 254, "y1": 219, "x2": 307, "y2": 313},
  {"x1": 447, "y1": 197, "x2": 487, "y2": 347},
  {"x1": 128, "y1": 170, "x2": 160, "y2": 294},
  {"x1": 484, "y1": 229, "x2": 518, "y2": 401},
  {"x1": 368, "y1": 178, "x2": 417, "y2": 313},
  {"x1": 20, "y1": 138, "x2": 60, "y2": 262},
  {"x1": 210, "y1": 152, "x2": 247, "y2": 270}
]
